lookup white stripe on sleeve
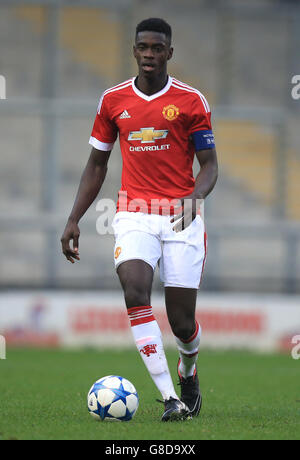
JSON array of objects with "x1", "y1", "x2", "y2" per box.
[{"x1": 89, "y1": 136, "x2": 114, "y2": 151}]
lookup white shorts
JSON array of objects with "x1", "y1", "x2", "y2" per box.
[{"x1": 112, "y1": 211, "x2": 207, "y2": 289}]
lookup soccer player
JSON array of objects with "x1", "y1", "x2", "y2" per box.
[{"x1": 61, "y1": 18, "x2": 218, "y2": 421}]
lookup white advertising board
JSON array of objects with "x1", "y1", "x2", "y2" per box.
[{"x1": 0, "y1": 291, "x2": 299, "y2": 353}]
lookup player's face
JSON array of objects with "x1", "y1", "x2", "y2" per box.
[{"x1": 134, "y1": 31, "x2": 173, "y2": 78}]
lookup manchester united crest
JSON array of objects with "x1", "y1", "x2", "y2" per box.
[
  {"x1": 114, "y1": 246, "x2": 122, "y2": 259},
  {"x1": 162, "y1": 104, "x2": 180, "y2": 121}
]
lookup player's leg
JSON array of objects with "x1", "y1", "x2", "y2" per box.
[
  {"x1": 117, "y1": 258, "x2": 153, "y2": 308},
  {"x1": 165, "y1": 287, "x2": 201, "y2": 379},
  {"x1": 165, "y1": 286, "x2": 201, "y2": 379},
  {"x1": 160, "y1": 215, "x2": 206, "y2": 416},
  {"x1": 165, "y1": 287, "x2": 202, "y2": 417},
  {"x1": 117, "y1": 259, "x2": 173, "y2": 399},
  {"x1": 165, "y1": 287, "x2": 198, "y2": 341},
  {"x1": 117, "y1": 259, "x2": 188, "y2": 421}
]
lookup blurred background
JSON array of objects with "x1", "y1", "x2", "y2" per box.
[{"x1": 0, "y1": 0, "x2": 299, "y2": 353}]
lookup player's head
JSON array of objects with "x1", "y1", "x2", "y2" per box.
[
  {"x1": 134, "y1": 18, "x2": 173, "y2": 78},
  {"x1": 135, "y1": 18, "x2": 172, "y2": 45}
]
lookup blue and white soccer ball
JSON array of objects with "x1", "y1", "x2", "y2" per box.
[{"x1": 87, "y1": 375, "x2": 139, "y2": 422}]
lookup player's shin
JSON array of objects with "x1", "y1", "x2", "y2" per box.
[
  {"x1": 127, "y1": 306, "x2": 178, "y2": 401},
  {"x1": 175, "y1": 321, "x2": 201, "y2": 378}
]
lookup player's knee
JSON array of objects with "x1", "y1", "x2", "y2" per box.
[
  {"x1": 124, "y1": 286, "x2": 150, "y2": 309},
  {"x1": 169, "y1": 319, "x2": 195, "y2": 341}
]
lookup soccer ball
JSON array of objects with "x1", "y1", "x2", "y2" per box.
[{"x1": 87, "y1": 375, "x2": 139, "y2": 422}]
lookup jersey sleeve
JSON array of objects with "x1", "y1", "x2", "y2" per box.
[
  {"x1": 89, "y1": 93, "x2": 118, "y2": 151},
  {"x1": 188, "y1": 94, "x2": 215, "y2": 150}
]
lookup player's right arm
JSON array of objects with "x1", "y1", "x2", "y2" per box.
[{"x1": 61, "y1": 147, "x2": 111, "y2": 263}]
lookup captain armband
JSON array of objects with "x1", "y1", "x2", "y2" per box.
[{"x1": 191, "y1": 129, "x2": 215, "y2": 150}]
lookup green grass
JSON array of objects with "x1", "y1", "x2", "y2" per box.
[{"x1": 0, "y1": 347, "x2": 299, "y2": 440}]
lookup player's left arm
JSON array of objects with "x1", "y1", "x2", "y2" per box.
[
  {"x1": 171, "y1": 147, "x2": 218, "y2": 232},
  {"x1": 193, "y1": 146, "x2": 218, "y2": 200}
]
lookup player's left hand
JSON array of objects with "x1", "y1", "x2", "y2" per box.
[{"x1": 170, "y1": 194, "x2": 203, "y2": 232}]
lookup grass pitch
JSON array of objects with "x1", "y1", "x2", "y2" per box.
[{"x1": 0, "y1": 347, "x2": 299, "y2": 440}]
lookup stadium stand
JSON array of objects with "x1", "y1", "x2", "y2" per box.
[
  {"x1": 15, "y1": 6, "x2": 123, "y2": 84},
  {"x1": 0, "y1": 2, "x2": 299, "y2": 290},
  {"x1": 12, "y1": 5, "x2": 300, "y2": 219}
]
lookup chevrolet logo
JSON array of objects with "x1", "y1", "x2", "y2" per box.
[{"x1": 128, "y1": 127, "x2": 168, "y2": 143}]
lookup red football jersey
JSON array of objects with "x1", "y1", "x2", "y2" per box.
[{"x1": 90, "y1": 76, "x2": 215, "y2": 214}]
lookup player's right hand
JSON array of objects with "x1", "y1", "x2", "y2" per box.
[{"x1": 60, "y1": 219, "x2": 81, "y2": 264}]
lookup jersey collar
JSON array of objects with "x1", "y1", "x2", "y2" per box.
[{"x1": 131, "y1": 76, "x2": 173, "y2": 101}]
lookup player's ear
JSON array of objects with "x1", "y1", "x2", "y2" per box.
[{"x1": 167, "y1": 47, "x2": 174, "y2": 61}]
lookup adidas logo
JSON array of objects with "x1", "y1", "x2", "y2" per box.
[{"x1": 120, "y1": 110, "x2": 131, "y2": 119}]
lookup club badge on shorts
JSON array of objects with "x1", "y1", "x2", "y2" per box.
[{"x1": 114, "y1": 247, "x2": 122, "y2": 259}]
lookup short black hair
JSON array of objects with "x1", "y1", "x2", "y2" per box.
[{"x1": 135, "y1": 18, "x2": 172, "y2": 44}]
